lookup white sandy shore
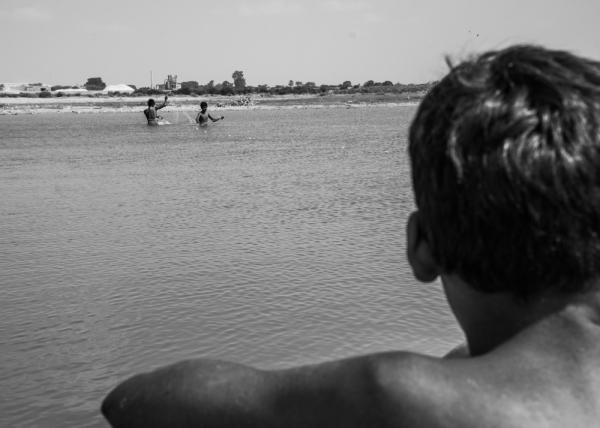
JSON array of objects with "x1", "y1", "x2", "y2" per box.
[
  {"x1": 0, "y1": 94, "x2": 249, "y2": 106},
  {"x1": 0, "y1": 94, "x2": 316, "y2": 105},
  {"x1": 0, "y1": 95, "x2": 236, "y2": 115},
  {"x1": 0, "y1": 94, "x2": 418, "y2": 115}
]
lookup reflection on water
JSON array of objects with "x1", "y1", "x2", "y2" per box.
[{"x1": 0, "y1": 106, "x2": 462, "y2": 427}]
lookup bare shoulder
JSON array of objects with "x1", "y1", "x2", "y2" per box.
[
  {"x1": 368, "y1": 344, "x2": 600, "y2": 428},
  {"x1": 367, "y1": 352, "x2": 516, "y2": 427}
]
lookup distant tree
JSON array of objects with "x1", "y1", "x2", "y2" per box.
[
  {"x1": 341, "y1": 80, "x2": 352, "y2": 90},
  {"x1": 133, "y1": 87, "x2": 162, "y2": 95},
  {"x1": 39, "y1": 91, "x2": 52, "y2": 98},
  {"x1": 206, "y1": 80, "x2": 215, "y2": 94},
  {"x1": 127, "y1": 84, "x2": 137, "y2": 90},
  {"x1": 191, "y1": 86, "x2": 207, "y2": 95},
  {"x1": 0, "y1": 84, "x2": 4, "y2": 91},
  {"x1": 271, "y1": 85, "x2": 288, "y2": 95},
  {"x1": 382, "y1": 80, "x2": 393, "y2": 86},
  {"x1": 288, "y1": 80, "x2": 294, "y2": 87},
  {"x1": 176, "y1": 86, "x2": 192, "y2": 95},
  {"x1": 295, "y1": 81, "x2": 303, "y2": 87},
  {"x1": 232, "y1": 71, "x2": 246, "y2": 92},
  {"x1": 221, "y1": 80, "x2": 235, "y2": 95},
  {"x1": 257, "y1": 84, "x2": 269, "y2": 93},
  {"x1": 84, "y1": 77, "x2": 106, "y2": 91},
  {"x1": 292, "y1": 82, "x2": 315, "y2": 94},
  {"x1": 363, "y1": 80, "x2": 374, "y2": 87},
  {"x1": 51, "y1": 85, "x2": 71, "y2": 91}
]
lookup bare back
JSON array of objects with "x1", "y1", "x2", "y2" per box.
[{"x1": 386, "y1": 311, "x2": 600, "y2": 427}]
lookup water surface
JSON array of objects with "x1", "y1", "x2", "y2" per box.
[{"x1": 1, "y1": 106, "x2": 463, "y2": 427}]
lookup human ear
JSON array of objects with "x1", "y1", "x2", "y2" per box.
[{"x1": 407, "y1": 211, "x2": 440, "y2": 282}]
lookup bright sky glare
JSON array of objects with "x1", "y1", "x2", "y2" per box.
[{"x1": 1, "y1": 0, "x2": 598, "y2": 87}]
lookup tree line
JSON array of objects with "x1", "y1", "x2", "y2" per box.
[
  {"x1": 3, "y1": 72, "x2": 436, "y2": 97},
  {"x1": 134, "y1": 71, "x2": 436, "y2": 97}
]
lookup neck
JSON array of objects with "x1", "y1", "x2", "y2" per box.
[{"x1": 443, "y1": 276, "x2": 600, "y2": 356}]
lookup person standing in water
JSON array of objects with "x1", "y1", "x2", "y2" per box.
[
  {"x1": 144, "y1": 95, "x2": 168, "y2": 126},
  {"x1": 195, "y1": 101, "x2": 224, "y2": 127}
]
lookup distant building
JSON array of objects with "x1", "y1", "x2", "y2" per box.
[
  {"x1": 0, "y1": 82, "x2": 51, "y2": 93},
  {"x1": 0, "y1": 83, "x2": 21, "y2": 94},
  {"x1": 25, "y1": 83, "x2": 51, "y2": 92},
  {"x1": 156, "y1": 74, "x2": 180, "y2": 91},
  {"x1": 180, "y1": 81, "x2": 199, "y2": 90}
]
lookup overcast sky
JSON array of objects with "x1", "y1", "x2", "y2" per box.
[{"x1": 1, "y1": 0, "x2": 598, "y2": 87}]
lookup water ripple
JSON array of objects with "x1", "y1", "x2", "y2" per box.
[{"x1": 0, "y1": 106, "x2": 462, "y2": 427}]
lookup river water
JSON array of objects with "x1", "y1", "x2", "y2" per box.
[{"x1": 1, "y1": 105, "x2": 463, "y2": 427}]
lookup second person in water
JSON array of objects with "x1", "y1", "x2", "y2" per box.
[{"x1": 195, "y1": 101, "x2": 224, "y2": 127}]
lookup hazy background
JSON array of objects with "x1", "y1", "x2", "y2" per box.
[{"x1": 1, "y1": 0, "x2": 598, "y2": 87}]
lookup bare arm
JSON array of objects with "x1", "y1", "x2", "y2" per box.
[
  {"x1": 156, "y1": 95, "x2": 168, "y2": 110},
  {"x1": 101, "y1": 354, "x2": 416, "y2": 428},
  {"x1": 208, "y1": 113, "x2": 224, "y2": 122}
]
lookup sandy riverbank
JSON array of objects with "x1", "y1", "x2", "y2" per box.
[{"x1": 0, "y1": 93, "x2": 421, "y2": 115}]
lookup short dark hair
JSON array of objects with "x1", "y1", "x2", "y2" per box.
[
  {"x1": 200, "y1": 101, "x2": 208, "y2": 108},
  {"x1": 409, "y1": 45, "x2": 600, "y2": 298},
  {"x1": 148, "y1": 98, "x2": 155, "y2": 107}
]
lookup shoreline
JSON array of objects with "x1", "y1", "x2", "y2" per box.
[{"x1": 0, "y1": 93, "x2": 421, "y2": 115}]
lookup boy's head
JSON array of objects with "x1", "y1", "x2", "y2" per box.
[
  {"x1": 200, "y1": 101, "x2": 208, "y2": 109},
  {"x1": 409, "y1": 45, "x2": 600, "y2": 299},
  {"x1": 147, "y1": 98, "x2": 155, "y2": 107}
]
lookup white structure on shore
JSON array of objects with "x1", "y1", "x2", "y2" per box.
[
  {"x1": 103, "y1": 84, "x2": 135, "y2": 94},
  {"x1": 52, "y1": 88, "x2": 89, "y2": 95}
]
